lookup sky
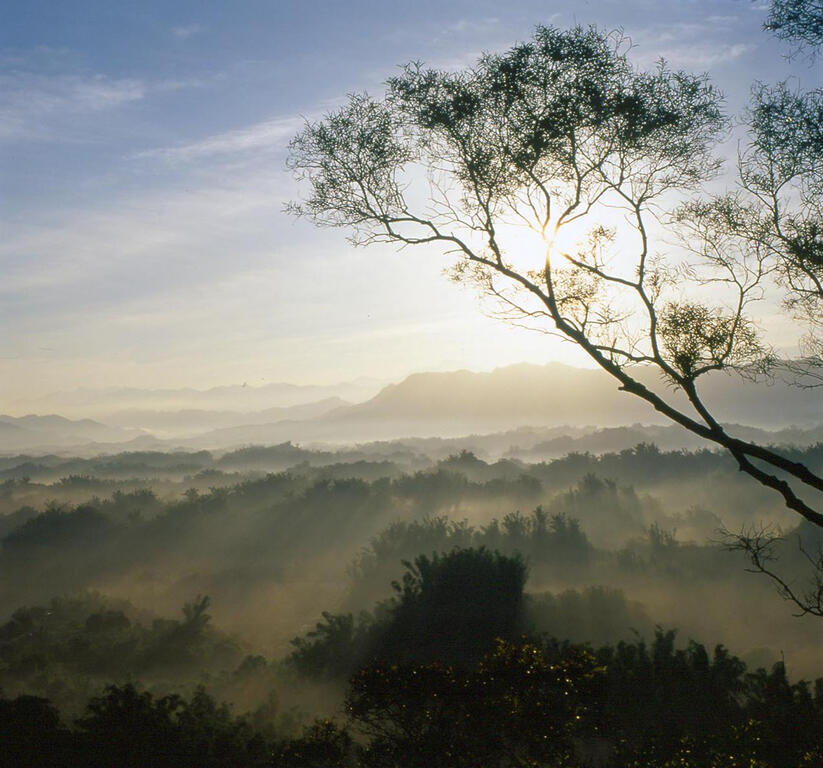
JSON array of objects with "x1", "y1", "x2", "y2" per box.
[{"x1": 1, "y1": 0, "x2": 820, "y2": 403}]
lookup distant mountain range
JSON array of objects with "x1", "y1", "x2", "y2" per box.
[
  {"x1": 175, "y1": 362, "x2": 823, "y2": 448},
  {"x1": 0, "y1": 415, "x2": 144, "y2": 452},
  {"x1": 104, "y1": 397, "x2": 351, "y2": 437},
  {"x1": 352, "y1": 362, "x2": 823, "y2": 431},
  {"x1": 11, "y1": 378, "x2": 385, "y2": 420},
  {"x1": 1, "y1": 362, "x2": 821, "y2": 455}
]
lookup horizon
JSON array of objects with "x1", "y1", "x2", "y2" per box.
[
  {"x1": 3, "y1": 1, "x2": 819, "y2": 403},
  {"x1": 3, "y1": 360, "x2": 822, "y2": 452},
  {"x1": 7, "y1": 5, "x2": 823, "y2": 763},
  {"x1": 1, "y1": 359, "x2": 610, "y2": 425}
]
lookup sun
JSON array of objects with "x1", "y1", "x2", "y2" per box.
[{"x1": 497, "y1": 215, "x2": 608, "y2": 276}]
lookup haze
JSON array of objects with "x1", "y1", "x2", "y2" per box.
[
  {"x1": 2, "y1": 0, "x2": 817, "y2": 400},
  {"x1": 4, "y1": 3, "x2": 823, "y2": 766}
]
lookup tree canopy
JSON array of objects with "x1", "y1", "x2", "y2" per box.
[
  {"x1": 288, "y1": 19, "x2": 823, "y2": 551},
  {"x1": 766, "y1": 0, "x2": 823, "y2": 53}
]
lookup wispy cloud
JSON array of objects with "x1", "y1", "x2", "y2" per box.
[
  {"x1": 137, "y1": 115, "x2": 306, "y2": 161},
  {"x1": 442, "y1": 17, "x2": 502, "y2": 35},
  {"x1": 628, "y1": 19, "x2": 757, "y2": 70},
  {"x1": 706, "y1": 15, "x2": 739, "y2": 24},
  {"x1": 0, "y1": 72, "x2": 146, "y2": 141},
  {"x1": 0, "y1": 70, "x2": 212, "y2": 143},
  {"x1": 0, "y1": 162, "x2": 295, "y2": 301},
  {"x1": 172, "y1": 23, "x2": 202, "y2": 40},
  {"x1": 656, "y1": 42, "x2": 754, "y2": 69}
]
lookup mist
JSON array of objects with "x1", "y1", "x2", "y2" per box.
[
  {"x1": 1, "y1": 367, "x2": 822, "y2": 767},
  {"x1": 6, "y1": 0, "x2": 823, "y2": 764}
]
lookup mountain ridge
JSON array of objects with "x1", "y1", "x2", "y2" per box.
[{"x1": 4, "y1": 362, "x2": 822, "y2": 452}]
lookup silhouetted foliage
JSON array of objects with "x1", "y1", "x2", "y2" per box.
[
  {"x1": 351, "y1": 506, "x2": 591, "y2": 586},
  {"x1": 0, "y1": 594, "x2": 242, "y2": 711},
  {"x1": 289, "y1": 611, "x2": 376, "y2": 679},
  {"x1": 287, "y1": 18, "x2": 823, "y2": 537},
  {"x1": 766, "y1": 0, "x2": 823, "y2": 52},
  {"x1": 292, "y1": 548, "x2": 527, "y2": 676},
  {"x1": 74, "y1": 684, "x2": 269, "y2": 768},
  {"x1": 5, "y1": 436, "x2": 823, "y2": 764},
  {"x1": 341, "y1": 629, "x2": 823, "y2": 767},
  {"x1": 3, "y1": 504, "x2": 112, "y2": 552},
  {"x1": 0, "y1": 694, "x2": 72, "y2": 768},
  {"x1": 381, "y1": 547, "x2": 527, "y2": 665},
  {"x1": 3, "y1": 587, "x2": 823, "y2": 766},
  {"x1": 271, "y1": 720, "x2": 352, "y2": 768},
  {"x1": 348, "y1": 638, "x2": 599, "y2": 768},
  {"x1": 526, "y1": 586, "x2": 654, "y2": 646}
]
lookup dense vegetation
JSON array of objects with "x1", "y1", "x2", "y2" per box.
[
  {"x1": 4, "y1": 548, "x2": 823, "y2": 767},
  {"x1": 2, "y1": 440, "x2": 823, "y2": 765}
]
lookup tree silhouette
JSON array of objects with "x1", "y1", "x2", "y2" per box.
[
  {"x1": 0, "y1": 694, "x2": 72, "y2": 768},
  {"x1": 291, "y1": 548, "x2": 528, "y2": 678},
  {"x1": 766, "y1": 0, "x2": 823, "y2": 53},
  {"x1": 347, "y1": 638, "x2": 599, "y2": 768},
  {"x1": 74, "y1": 684, "x2": 268, "y2": 768},
  {"x1": 378, "y1": 547, "x2": 527, "y2": 665},
  {"x1": 288, "y1": 22, "x2": 823, "y2": 538}
]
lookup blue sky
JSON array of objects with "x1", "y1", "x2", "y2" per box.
[{"x1": 1, "y1": 0, "x2": 818, "y2": 403}]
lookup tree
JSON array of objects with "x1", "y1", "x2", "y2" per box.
[
  {"x1": 0, "y1": 694, "x2": 73, "y2": 768},
  {"x1": 766, "y1": 0, "x2": 823, "y2": 54},
  {"x1": 75, "y1": 684, "x2": 269, "y2": 768},
  {"x1": 289, "y1": 548, "x2": 528, "y2": 678},
  {"x1": 697, "y1": 1, "x2": 823, "y2": 613},
  {"x1": 682, "y1": 2, "x2": 823, "y2": 392},
  {"x1": 347, "y1": 638, "x2": 600, "y2": 768},
  {"x1": 345, "y1": 631, "x2": 823, "y2": 767},
  {"x1": 288, "y1": 20, "x2": 823, "y2": 542},
  {"x1": 378, "y1": 547, "x2": 527, "y2": 665}
]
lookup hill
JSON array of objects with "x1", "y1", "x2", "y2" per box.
[
  {"x1": 0, "y1": 415, "x2": 144, "y2": 453},
  {"x1": 179, "y1": 363, "x2": 823, "y2": 448}
]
